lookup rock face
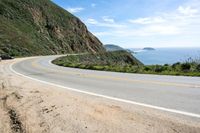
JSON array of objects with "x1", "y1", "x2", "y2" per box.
[{"x1": 0, "y1": 0, "x2": 105, "y2": 56}]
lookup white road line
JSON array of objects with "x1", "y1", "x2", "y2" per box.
[{"x1": 10, "y1": 60, "x2": 200, "y2": 119}]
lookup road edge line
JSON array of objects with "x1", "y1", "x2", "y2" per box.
[{"x1": 9, "y1": 60, "x2": 200, "y2": 119}]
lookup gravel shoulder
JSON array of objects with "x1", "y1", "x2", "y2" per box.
[{"x1": 0, "y1": 58, "x2": 200, "y2": 133}]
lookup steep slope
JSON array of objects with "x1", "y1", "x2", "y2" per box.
[{"x1": 0, "y1": 0, "x2": 105, "y2": 56}]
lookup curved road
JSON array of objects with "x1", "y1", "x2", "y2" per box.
[{"x1": 11, "y1": 55, "x2": 200, "y2": 118}]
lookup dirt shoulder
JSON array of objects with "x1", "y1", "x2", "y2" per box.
[{"x1": 0, "y1": 59, "x2": 200, "y2": 133}]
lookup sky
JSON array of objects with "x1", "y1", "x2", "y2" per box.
[{"x1": 52, "y1": 0, "x2": 200, "y2": 48}]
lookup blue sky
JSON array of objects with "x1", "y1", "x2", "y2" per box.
[{"x1": 52, "y1": 0, "x2": 200, "y2": 48}]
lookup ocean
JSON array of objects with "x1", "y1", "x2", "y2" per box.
[{"x1": 131, "y1": 47, "x2": 200, "y2": 65}]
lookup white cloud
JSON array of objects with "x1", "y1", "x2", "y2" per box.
[
  {"x1": 86, "y1": 18, "x2": 125, "y2": 28},
  {"x1": 95, "y1": 5, "x2": 200, "y2": 37},
  {"x1": 96, "y1": 25, "x2": 179, "y2": 37},
  {"x1": 91, "y1": 3, "x2": 96, "y2": 8},
  {"x1": 94, "y1": 32, "x2": 112, "y2": 36},
  {"x1": 99, "y1": 23, "x2": 126, "y2": 28},
  {"x1": 178, "y1": 6, "x2": 198, "y2": 16},
  {"x1": 87, "y1": 18, "x2": 98, "y2": 24},
  {"x1": 139, "y1": 25, "x2": 179, "y2": 36},
  {"x1": 85, "y1": 0, "x2": 200, "y2": 48},
  {"x1": 129, "y1": 17, "x2": 166, "y2": 25},
  {"x1": 66, "y1": 7, "x2": 84, "y2": 13},
  {"x1": 102, "y1": 16, "x2": 115, "y2": 23}
]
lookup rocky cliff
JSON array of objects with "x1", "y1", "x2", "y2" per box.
[{"x1": 0, "y1": 0, "x2": 105, "y2": 56}]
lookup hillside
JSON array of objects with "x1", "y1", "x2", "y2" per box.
[
  {"x1": 104, "y1": 44, "x2": 124, "y2": 52},
  {"x1": 0, "y1": 0, "x2": 105, "y2": 56},
  {"x1": 53, "y1": 51, "x2": 143, "y2": 72}
]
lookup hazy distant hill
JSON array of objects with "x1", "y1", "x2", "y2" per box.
[
  {"x1": 0, "y1": 0, "x2": 105, "y2": 56},
  {"x1": 143, "y1": 47, "x2": 155, "y2": 50},
  {"x1": 104, "y1": 44, "x2": 124, "y2": 52}
]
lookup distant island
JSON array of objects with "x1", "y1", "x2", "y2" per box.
[
  {"x1": 104, "y1": 44, "x2": 135, "y2": 54},
  {"x1": 125, "y1": 49, "x2": 135, "y2": 54},
  {"x1": 143, "y1": 47, "x2": 155, "y2": 50}
]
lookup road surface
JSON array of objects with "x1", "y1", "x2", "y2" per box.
[{"x1": 11, "y1": 55, "x2": 200, "y2": 118}]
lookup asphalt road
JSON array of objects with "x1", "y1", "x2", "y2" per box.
[{"x1": 11, "y1": 55, "x2": 200, "y2": 117}]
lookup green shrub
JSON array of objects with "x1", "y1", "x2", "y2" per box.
[
  {"x1": 181, "y1": 63, "x2": 191, "y2": 72},
  {"x1": 196, "y1": 64, "x2": 200, "y2": 72},
  {"x1": 154, "y1": 65, "x2": 165, "y2": 73},
  {"x1": 172, "y1": 62, "x2": 180, "y2": 69},
  {"x1": 144, "y1": 66, "x2": 151, "y2": 71}
]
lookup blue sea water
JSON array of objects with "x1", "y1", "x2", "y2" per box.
[{"x1": 131, "y1": 47, "x2": 200, "y2": 65}]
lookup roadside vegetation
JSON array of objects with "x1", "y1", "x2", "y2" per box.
[
  {"x1": 140, "y1": 61, "x2": 200, "y2": 76},
  {"x1": 53, "y1": 51, "x2": 200, "y2": 77},
  {"x1": 52, "y1": 51, "x2": 143, "y2": 71}
]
